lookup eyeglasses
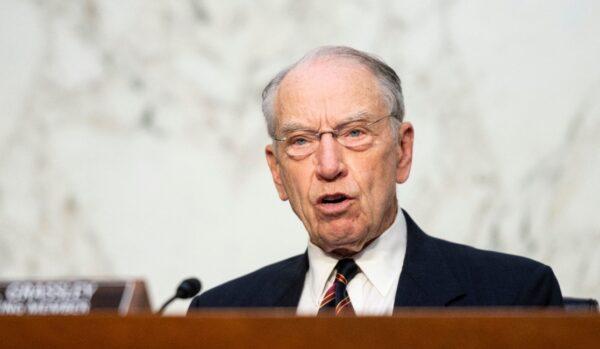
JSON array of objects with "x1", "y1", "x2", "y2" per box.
[{"x1": 273, "y1": 115, "x2": 395, "y2": 158}]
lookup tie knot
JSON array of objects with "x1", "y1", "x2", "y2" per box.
[{"x1": 335, "y1": 258, "x2": 359, "y2": 283}]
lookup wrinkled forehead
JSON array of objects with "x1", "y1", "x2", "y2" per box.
[{"x1": 273, "y1": 58, "x2": 389, "y2": 130}]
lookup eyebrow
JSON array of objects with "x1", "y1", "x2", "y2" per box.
[
  {"x1": 277, "y1": 111, "x2": 375, "y2": 134},
  {"x1": 278, "y1": 121, "x2": 313, "y2": 134}
]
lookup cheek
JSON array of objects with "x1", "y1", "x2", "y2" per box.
[
  {"x1": 350, "y1": 152, "x2": 397, "y2": 208},
  {"x1": 281, "y1": 163, "x2": 313, "y2": 207}
]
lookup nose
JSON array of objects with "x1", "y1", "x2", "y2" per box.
[{"x1": 315, "y1": 133, "x2": 347, "y2": 181}]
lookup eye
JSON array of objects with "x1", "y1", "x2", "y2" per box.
[
  {"x1": 339, "y1": 126, "x2": 370, "y2": 146},
  {"x1": 290, "y1": 136, "x2": 310, "y2": 146},
  {"x1": 343, "y1": 127, "x2": 369, "y2": 139},
  {"x1": 348, "y1": 129, "x2": 364, "y2": 137}
]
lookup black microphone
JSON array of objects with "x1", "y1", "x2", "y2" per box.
[{"x1": 157, "y1": 277, "x2": 202, "y2": 315}]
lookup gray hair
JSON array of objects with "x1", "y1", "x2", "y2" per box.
[{"x1": 261, "y1": 46, "x2": 405, "y2": 138}]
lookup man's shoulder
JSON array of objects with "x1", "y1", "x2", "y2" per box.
[
  {"x1": 432, "y1": 235, "x2": 546, "y2": 272},
  {"x1": 429, "y1": 234, "x2": 562, "y2": 305},
  {"x1": 189, "y1": 254, "x2": 307, "y2": 309}
]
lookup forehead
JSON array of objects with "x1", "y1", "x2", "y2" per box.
[{"x1": 274, "y1": 57, "x2": 388, "y2": 128}]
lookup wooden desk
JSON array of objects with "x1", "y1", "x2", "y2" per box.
[{"x1": 1, "y1": 310, "x2": 598, "y2": 348}]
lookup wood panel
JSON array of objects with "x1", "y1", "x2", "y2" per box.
[{"x1": 1, "y1": 310, "x2": 598, "y2": 349}]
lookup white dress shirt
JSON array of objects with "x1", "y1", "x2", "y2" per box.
[{"x1": 297, "y1": 210, "x2": 407, "y2": 316}]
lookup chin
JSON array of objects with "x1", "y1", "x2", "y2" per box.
[
  {"x1": 318, "y1": 230, "x2": 368, "y2": 256},
  {"x1": 309, "y1": 215, "x2": 371, "y2": 253},
  {"x1": 328, "y1": 244, "x2": 364, "y2": 257}
]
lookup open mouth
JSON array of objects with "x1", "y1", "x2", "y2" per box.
[
  {"x1": 319, "y1": 193, "x2": 349, "y2": 204},
  {"x1": 316, "y1": 193, "x2": 353, "y2": 216}
]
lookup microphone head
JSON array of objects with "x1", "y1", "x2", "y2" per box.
[{"x1": 175, "y1": 278, "x2": 202, "y2": 299}]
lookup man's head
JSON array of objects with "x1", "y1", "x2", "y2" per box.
[{"x1": 263, "y1": 46, "x2": 414, "y2": 256}]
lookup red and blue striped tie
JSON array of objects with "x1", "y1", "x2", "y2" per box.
[{"x1": 318, "y1": 258, "x2": 359, "y2": 316}]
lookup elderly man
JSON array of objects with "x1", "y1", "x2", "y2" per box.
[{"x1": 189, "y1": 46, "x2": 563, "y2": 315}]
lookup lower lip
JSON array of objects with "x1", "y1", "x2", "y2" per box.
[{"x1": 315, "y1": 199, "x2": 354, "y2": 216}]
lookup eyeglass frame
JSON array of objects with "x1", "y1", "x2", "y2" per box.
[{"x1": 272, "y1": 114, "x2": 397, "y2": 157}]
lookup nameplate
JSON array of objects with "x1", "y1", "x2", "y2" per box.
[{"x1": 0, "y1": 280, "x2": 150, "y2": 315}]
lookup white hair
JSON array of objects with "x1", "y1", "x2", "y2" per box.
[{"x1": 261, "y1": 46, "x2": 405, "y2": 138}]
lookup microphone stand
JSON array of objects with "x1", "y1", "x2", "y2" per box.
[{"x1": 157, "y1": 295, "x2": 178, "y2": 315}]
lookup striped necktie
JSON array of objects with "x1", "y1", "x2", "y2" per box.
[{"x1": 318, "y1": 258, "x2": 360, "y2": 316}]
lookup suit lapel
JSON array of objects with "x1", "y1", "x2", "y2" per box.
[
  {"x1": 395, "y1": 210, "x2": 465, "y2": 307},
  {"x1": 272, "y1": 252, "x2": 309, "y2": 307}
]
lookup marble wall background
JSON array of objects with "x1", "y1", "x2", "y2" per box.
[{"x1": 0, "y1": 0, "x2": 598, "y2": 313}]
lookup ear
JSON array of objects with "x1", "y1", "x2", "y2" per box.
[
  {"x1": 265, "y1": 144, "x2": 289, "y2": 201},
  {"x1": 395, "y1": 122, "x2": 414, "y2": 184}
]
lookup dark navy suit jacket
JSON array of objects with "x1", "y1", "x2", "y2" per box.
[{"x1": 189, "y1": 211, "x2": 563, "y2": 310}]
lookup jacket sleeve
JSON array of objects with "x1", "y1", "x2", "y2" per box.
[
  {"x1": 514, "y1": 264, "x2": 563, "y2": 306},
  {"x1": 188, "y1": 295, "x2": 201, "y2": 311}
]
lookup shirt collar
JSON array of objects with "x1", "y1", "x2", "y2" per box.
[
  {"x1": 306, "y1": 240, "x2": 338, "y2": 302},
  {"x1": 305, "y1": 209, "x2": 407, "y2": 299}
]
